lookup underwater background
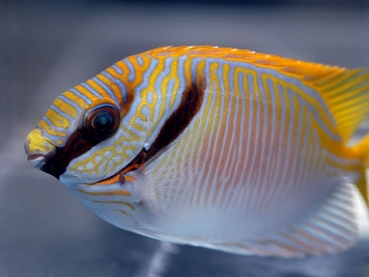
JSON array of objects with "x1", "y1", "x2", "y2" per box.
[{"x1": 1, "y1": 1, "x2": 369, "y2": 276}]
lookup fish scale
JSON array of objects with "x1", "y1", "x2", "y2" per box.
[{"x1": 25, "y1": 46, "x2": 369, "y2": 257}]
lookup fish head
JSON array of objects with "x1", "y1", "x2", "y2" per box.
[
  {"x1": 24, "y1": 72, "x2": 149, "y2": 189},
  {"x1": 24, "y1": 53, "x2": 204, "y2": 232},
  {"x1": 24, "y1": 72, "x2": 154, "y2": 229}
]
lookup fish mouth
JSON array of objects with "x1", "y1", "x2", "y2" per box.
[
  {"x1": 27, "y1": 153, "x2": 46, "y2": 168},
  {"x1": 25, "y1": 129, "x2": 56, "y2": 170},
  {"x1": 25, "y1": 127, "x2": 103, "y2": 180},
  {"x1": 24, "y1": 129, "x2": 66, "y2": 179},
  {"x1": 26, "y1": 149, "x2": 66, "y2": 179}
]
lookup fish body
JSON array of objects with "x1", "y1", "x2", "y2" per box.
[{"x1": 25, "y1": 46, "x2": 369, "y2": 257}]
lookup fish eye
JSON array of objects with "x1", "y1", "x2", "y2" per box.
[{"x1": 82, "y1": 103, "x2": 120, "y2": 141}]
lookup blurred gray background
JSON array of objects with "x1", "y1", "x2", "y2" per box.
[{"x1": 1, "y1": 1, "x2": 369, "y2": 276}]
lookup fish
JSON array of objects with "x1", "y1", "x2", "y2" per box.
[{"x1": 24, "y1": 46, "x2": 369, "y2": 257}]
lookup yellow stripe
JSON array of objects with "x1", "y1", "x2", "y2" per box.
[
  {"x1": 324, "y1": 156, "x2": 361, "y2": 172},
  {"x1": 123, "y1": 55, "x2": 152, "y2": 86},
  {"x1": 85, "y1": 79, "x2": 109, "y2": 99},
  {"x1": 74, "y1": 83, "x2": 100, "y2": 100},
  {"x1": 46, "y1": 109, "x2": 70, "y2": 128},
  {"x1": 320, "y1": 70, "x2": 363, "y2": 92},
  {"x1": 53, "y1": 98, "x2": 78, "y2": 118},
  {"x1": 133, "y1": 59, "x2": 163, "y2": 130},
  {"x1": 38, "y1": 120, "x2": 67, "y2": 137},
  {"x1": 63, "y1": 90, "x2": 86, "y2": 108},
  {"x1": 165, "y1": 58, "x2": 180, "y2": 110}
]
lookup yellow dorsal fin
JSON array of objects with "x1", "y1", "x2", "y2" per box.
[
  {"x1": 284, "y1": 65, "x2": 369, "y2": 144},
  {"x1": 147, "y1": 47, "x2": 369, "y2": 144}
]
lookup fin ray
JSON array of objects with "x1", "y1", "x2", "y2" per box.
[
  {"x1": 210, "y1": 183, "x2": 364, "y2": 257},
  {"x1": 304, "y1": 68, "x2": 369, "y2": 143}
]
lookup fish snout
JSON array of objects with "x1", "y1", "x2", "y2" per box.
[{"x1": 25, "y1": 128, "x2": 56, "y2": 169}]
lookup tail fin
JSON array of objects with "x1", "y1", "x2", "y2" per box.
[
  {"x1": 318, "y1": 67, "x2": 369, "y2": 206},
  {"x1": 315, "y1": 68, "x2": 369, "y2": 144},
  {"x1": 301, "y1": 66, "x2": 369, "y2": 206}
]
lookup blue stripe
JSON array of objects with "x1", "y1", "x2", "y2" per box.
[
  {"x1": 155, "y1": 58, "x2": 173, "y2": 96},
  {"x1": 269, "y1": 83, "x2": 291, "y2": 207},
  {"x1": 136, "y1": 59, "x2": 159, "y2": 91},
  {"x1": 127, "y1": 59, "x2": 159, "y2": 129},
  {"x1": 228, "y1": 70, "x2": 248, "y2": 211},
  {"x1": 70, "y1": 88, "x2": 93, "y2": 104},
  {"x1": 189, "y1": 57, "x2": 203, "y2": 81},
  {"x1": 93, "y1": 76, "x2": 120, "y2": 106},
  {"x1": 58, "y1": 95, "x2": 82, "y2": 112},
  {"x1": 112, "y1": 64, "x2": 123, "y2": 75},
  {"x1": 49, "y1": 105, "x2": 75, "y2": 122},
  {"x1": 250, "y1": 71, "x2": 269, "y2": 211},
  {"x1": 42, "y1": 115, "x2": 67, "y2": 132},
  {"x1": 214, "y1": 59, "x2": 339, "y2": 140},
  {"x1": 286, "y1": 87, "x2": 341, "y2": 142},
  {"x1": 289, "y1": 95, "x2": 304, "y2": 190},
  {"x1": 244, "y1": 71, "x2": 258, "y2": 209},
  {"x1": 259, "y1": 77, "x2": 277, "y2": 210},
  {"x1": 102, "y1": 71, "x2": 128, "y2": 104},
  {"x1": 296, "y1": 99, "x2": 310, "y2": 191},
  {"x1": 176, "y1": 56, "x2": 187, "y2": 87},
  {"x1": 263, "y1": 82, "x2": 286, "y2": 207},
  {"x1": 228, "y1": 64, "x2": 235, "y2": 100},
  {"x1": 81, "y1": 83, "x2": 102, "y2": 98},
  {"x1": 125, "y1": 59, "x2": 135, "y2": 82},
  {"x1": 137, "y1": 56, "x2": 144, "y2": 66}
]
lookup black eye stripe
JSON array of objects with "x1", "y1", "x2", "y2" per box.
[
  {"x1": 116, "y1": 78, "x2": 206, "y2": 173},
  {"x1": 40, "y1": 130, "x2": 97, "y2": 179},
  {"x1": 40, "y1": 103, "x2": 121, "y2": 179}
]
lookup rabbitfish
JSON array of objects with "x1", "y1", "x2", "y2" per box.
[{"x1": 25, "y1": 46, "x2": 369, "y2": 257}]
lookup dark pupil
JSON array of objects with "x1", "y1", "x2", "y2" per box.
[{"x1": 93, "y1": 113, "x2": 113, "y2": 132}]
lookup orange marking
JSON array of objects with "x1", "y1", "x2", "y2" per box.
[
  {"x1": 116, "y1": 209, "x2": 132, "y2": 217},
  {"x1": 85, "y1": 164, "x2": 140, "y2": 186},
  {"x1": 91, "y1": 200, "x2": 136, "y2": 210},
  {"x1": 77, "y1": 188, "x2": 131, "y2": 197}
]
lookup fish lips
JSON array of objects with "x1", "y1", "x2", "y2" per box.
[
  {"x1": 27, "y1": 153, "x2": 47, "y2": 168},
  {"x1": 26, "y1": 146, "x2": 65, "y2": 179}
]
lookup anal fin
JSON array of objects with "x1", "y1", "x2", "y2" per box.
[{"x1": 212, "y1": 183, "x2": 368, "y2": 257}]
